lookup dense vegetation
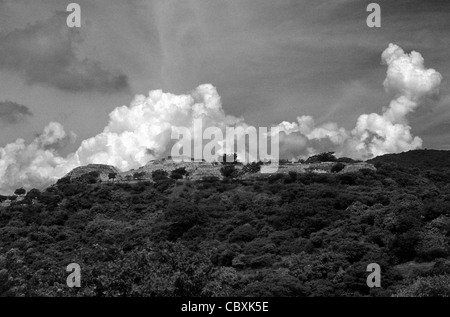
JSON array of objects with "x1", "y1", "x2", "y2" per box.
[
  {"x1": 368, "y1": 149, "x2": 450, "y2": 171},
  {"x1": 1, "y1": 150, "x2": 450, "y2": 297}
]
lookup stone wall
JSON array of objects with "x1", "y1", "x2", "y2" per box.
[{"x1": 63, "y1": 159, "x2": 377, "y2": 184}]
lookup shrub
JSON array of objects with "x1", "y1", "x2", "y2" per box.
[
  {"x1": 165, "y1": 200, "x2": 207, "y2": 240},
  {"x1": 108, "y1": 173, "x2": 117, "y2": 182},
  {"x1": 229, "y1": 224, "x2": 257, "y2": 243},
  {"x1": 331, "y1": 163, "x2": 346, "y2": 173},
  {"x1": 154, "y1": 178, "x2": 175, "y2": 193},
  {"x1": 337, "y1": 157, "x2": 360, "y2": 163},
  {"x1": 393, "y1": 274, "x2": 450, "y2": 297},
  {"x1": 151, "y1": 170, "x2": 168, "y2": 181},
  {"x1": 220, "y1": 165, "x2": 238, "y2": 178},
  {"x1": 305, "y1": 152, "x2": 337, "y2": 164},
  {"x1": 337, "y1": 173, "x2": 357, "y2": 185},
  {"x1": 25, "y1": 189, "x2": 41, "y2": 200},
  {"x1": 240, "y1": 272, "x2": 308, "y2": 297},
  {"x1": 133, "y1": 172, "x2": 147, "y2": 180},
  {"x1": 56, "y1": 176, "x2": 71, "y2": 185},
  {"x1": 288, "y1": 171, "x2": 297, "y2": 181},
  {"x1": 243, "y1": 162, "x2": 262, "y2": 174},
  {"x1": 78, "y1": 171, "x2": 100, "y2": 184},
  {"x1": 170, "y1": 167, "x2": 188, "y2": 180},
  {"x1": 14, "y1": 188, "x2": 26, "y2": 196}
]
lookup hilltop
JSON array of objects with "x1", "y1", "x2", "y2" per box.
[
  {"x1": 63, "y1": 164, "x2": 121, "y2": 182},
  {"x1": 60, "y1": 156, "x2": 377, "y2": 184},
  {"x1": 367, "y1": 149, "x2": 450, "y2": 170}
]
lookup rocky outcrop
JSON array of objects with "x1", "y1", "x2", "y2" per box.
[{"x1": 64, "y1": 164, "x2": 121, "y2": 182}]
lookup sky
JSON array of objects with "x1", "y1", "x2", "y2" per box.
[{"x1": 0, "y1": 0, "x2": 449, "y2": 192}]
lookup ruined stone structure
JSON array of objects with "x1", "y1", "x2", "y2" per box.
[{"x1": 63, "y1": 157, "x2": 377, "y2": 183}]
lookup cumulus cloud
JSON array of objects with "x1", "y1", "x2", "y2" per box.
[
  {"x1": 277, "y1": 43, "x2": 443, "y2": 159},
  {"x1": 0, "y1": 122, "x2": 78, "y2": 193},
  {"x1": 0, "y1": 12, "x2": 129, "y2": 93},
  {"x1": 0, "y1": 101, "x2": 32, "y2": 124},
  {"x1": 0, "y1": 84, "x2": 246, "y2": 193},
  {"x1": 0, "y1": 44, "x2": 443, "y2": 194},
  {"x1": 74, "y1": 84, "x2": 245, "y2": 170}
]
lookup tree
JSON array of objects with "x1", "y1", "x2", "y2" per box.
[
  {"x1": 78, "y1": 171, "x2": 100, "y2": 184},
  {"x1": 305, "y1": 152, "x2": 337, "y2": 164},
  {"x1": 243, "y1": 162, "x2": 262, "y2": 174},
  {"x1": 331, "y1": 163, "x2": 346, "y2": 173},
  {"x1": 229, "y1": 224, "x2": 257, "y2": 243},
  {"x1": 133, "y1": 172, "x2": 147, "y2": 181},
  {"x1": 152, "y1": 170, "x2": 168, "y2": 181},
  {"x1": 393, "y1": 274, "x2": 450, "y2": 297},
  {"x1": 26, "y1": 189, "x2": 41, "y2": 200},
  {"x1": 165, "y1": 200, "x2": 207, "y2": 240},
  {"x1": 220, "y1": 165, "x2": 238, "y2": 178},
  {"x1": 170, "y1": 168, "x2": 188, "y2": 180},
  {"x1": 108, "y1": 173, "x2": 117, "y2": 182},
  {"x1": 14, "y1": 188, "x2": 26, "y2": 196}
]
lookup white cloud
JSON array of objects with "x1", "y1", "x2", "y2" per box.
[
  {"x1": 277, "y1": 43, "x2": 443, "y2": 160},
  {"x1": 0, "y1": 44, "x2": 443, "y2": 194}
]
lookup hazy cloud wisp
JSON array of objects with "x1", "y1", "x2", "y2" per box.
[
  {"x1": 0, "y1": 101, "x2": 32, "y2": 124},
  {"x1": 0, "y1": 12, "x2": 129, "y2": 93}
]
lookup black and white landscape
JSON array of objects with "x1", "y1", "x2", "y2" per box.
[{"x1": 1, "y1": 0, "x2": 450, "y2": 298}]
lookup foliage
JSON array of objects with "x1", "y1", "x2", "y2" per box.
[
  {"x1": 25, "y1": 189, "x2": 41, "y2": 200},
  {"x1": 1, "y1": 150, "x2": 450, "y2": 297},
  {"x1": 78, "y1": 171, "x2": 101, "y2": 184},
  {"x1": 108, "y1": 173, "x2": 117, "y2": 182},
  {"x1": 242, "y1": 162, "x2": 262, "y2": 174},
  {"x1": 14, "y1": 188, "x2": 26, "y2": 196},
  {"x1": 220, "y1": 165, "x2": 238, "y2": 178},
  {"x1": 393, "y1": 274, "x2": 450, "y2": 297},
  {"x1": 305, "y1": 152, "x2": 337, "y2": 164},
  {"x1": 133, "y1": 172, "x2": 147, "y2": 180},
  {"x1": 331, "y1": 163, "x2": 346, "y2": 173},
  {"x1": 170, "y1": 168, "x2": 188, "y2": 180},
  {"x1": 152, "y1": 170, "x2": 168, "y2": 181}
]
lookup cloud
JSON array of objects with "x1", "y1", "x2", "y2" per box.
[
  {"x1": 0, "y1": 101, "x2": 32, "y2": 124},
  {"x1": 0, "y1": 84, "x2": 245, "y2": 193},
  {"x1": 277, "y1": 43, "x2": 443, "y2": 159},
  {"x1": 0, "y1": 122, "x2": 78, "y2": 193},
  {"x1": 0, "y1": 44, "x2": 443, "y2": 194},
  {"x1": 74, "y1": 84, "x2": 246, "y2": 170},
  {"x1": 0, "y1": 12, "x2": 129, "y2": 93}
]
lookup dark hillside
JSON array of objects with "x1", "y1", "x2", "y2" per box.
[
  {"x1": 368, "y1": 150, "x2": 450, "y2": 171},
  {"x1": 1, "y1": 155, "x2": 450, "y2": 297}
]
